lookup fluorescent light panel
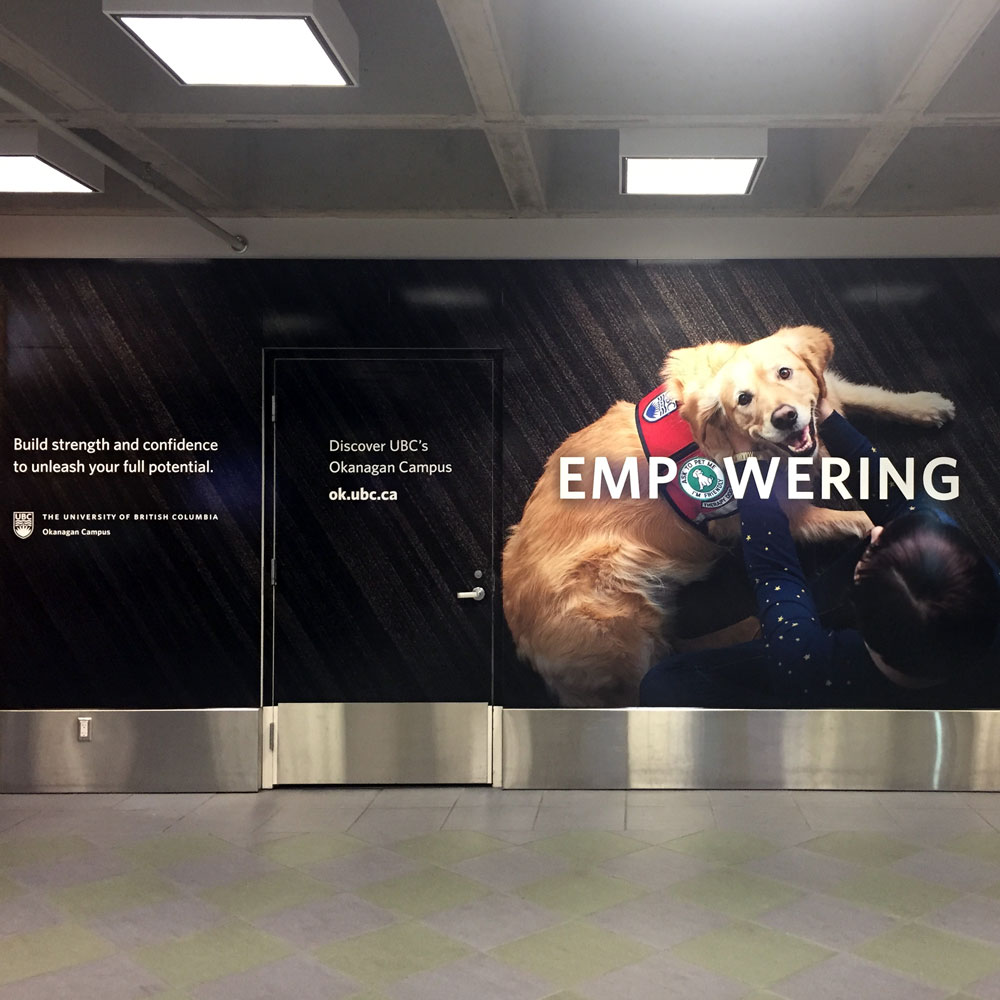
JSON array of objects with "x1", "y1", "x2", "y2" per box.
[
  {"x1": 0, "y1": 157, "x2": 94, "y2": 193},
  {"x1": 104, "y1": 0, "x2": 358, "y2": 86},
  {"x1": 623, "y1": 157, "x2": 761, "y2": 196},
  {"x1": 619, "y1": 127, "x2": 767, "y2": 196},
  {"x1": 0, "y1": 128, "x2": 103, "y2": 193}
]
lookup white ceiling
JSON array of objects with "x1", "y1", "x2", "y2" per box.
[{"x1": 1, "y1": 0, "x2": 1000, "y2": 223}]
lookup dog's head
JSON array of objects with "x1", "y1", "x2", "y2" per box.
[{"x1": 663, "y1": 325, "x2": 833, "y2": 458}]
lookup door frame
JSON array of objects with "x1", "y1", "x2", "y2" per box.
[{"x1": 261, "y1": 347, "x2": 503, "y2": 784}]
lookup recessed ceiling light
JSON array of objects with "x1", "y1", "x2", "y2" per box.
[
  {"x1": 620, "y1": 128, "x2": 767, "y2": 196},
  {"x1": 0, "y1": 127, "x2": 103, "y2": 193},
  {"x1": 623, "y1": 158, "x2": 762, "y2": 196},
  {"x1": 103, "y1": 0, "x2": 358, "y2": 87}
]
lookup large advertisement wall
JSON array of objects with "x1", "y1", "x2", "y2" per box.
[{"x1": 2, "y1": 259, "x2": 999, "y2": 711}]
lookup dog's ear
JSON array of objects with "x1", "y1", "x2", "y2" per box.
[
  {"x1": 771, "y1": 325, "x2": 833, "y2": 398},
  {"x1": 661, "y1": 342, "x2": 738, "y2": 401},
  {"x1": 680, "y1": 384, "x2": 729, "y2": 454}
]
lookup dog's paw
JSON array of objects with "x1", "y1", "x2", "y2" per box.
[{"x1": 906, "y1": 391, "x2": 956, "y2": 428}]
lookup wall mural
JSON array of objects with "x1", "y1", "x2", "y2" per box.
[{"x1": 2, "y1": 259, "x2": 998, "y2": 710}]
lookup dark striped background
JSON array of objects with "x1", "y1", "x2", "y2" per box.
[{"x1": 2, "y1": 259, "x2": 999, "y2": 709}]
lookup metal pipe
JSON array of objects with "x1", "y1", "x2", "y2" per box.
[{"x1": 0, "y1": 84, "x2": 249, "y2": 254}]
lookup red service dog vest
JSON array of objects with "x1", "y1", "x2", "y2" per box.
[{"x1": 635, "y1": 385, "x2": 738, "y2": 532}]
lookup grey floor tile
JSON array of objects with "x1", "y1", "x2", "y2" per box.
[
  {"x1": 921, "y1": 895, "x2": 1000, "y2": 945},
  {"x1": 576, "y1": 950, "x2": 747, "y2": 1000},
  {"x1": 797, "y1": 803, "x2": 903, "y2": 832},
  {"x1": 346, "y1": 807, "x2": 452, "y2": 843},
  {"x1": 740, "y1": 846, "x2": 866, "y2": 892},
  {"x1": 0, "y1": 953, "x2": 168, "y2": 1000},
  {"x1": 877, "y1": 793, "x2": 968, "y2": 810},
  {"x1": 455, "y1": 789, "x2": 543, "y2": 807},
  {"x1": 967, "y1": 966, "x2": 1000, "y2": 998},
  {"x1": 888, "y1": 808, "x2": 994, "y2": 841},
  {"x1": 269, "y1": 788, "x2": 379, "y2": 808},
  {"x1": 305, "y1": 846, "x2": 425, "y2": 890},
  {"x1": 0, "y1": 794, "x2": 129, "y2": 811},
  {"x1": 114, "y1": 793, "x2": 216, "y2": 816},
  {"x1": 541, "y1": 791, "x2": 627, "y2": 807},
  {"x1": 586, "y1": 892, "x2": 732, "y2": 950},
  {"x1": 386, "y1": 952, "x2": 552, "y2": 1000},
  {"x1": 792, "y1": 792, "x2": 902, "y2": 808},
  {"x1": 597, "y1": 844, "x2": 717, "y2": 888},
  {"x1": 4, "y1": 809, "x2": 173, "y2": 846},
  {"x1": 890, "y1": 849, "x2": 1000, "y2": 891},
  {"x1": 8, "y1": 849, "x2": 132, "y2": 889},
  {"x1": 251, "y1": 893, "x2": 397, "y2": 947},
  {"x1": 161, "y1": 849, "x2": 282, "y2": 889},
  {"x1": 189, "y1": 954, "x2": 360, "y2": 1000},
  {"x1": 624, "y1": 804, "x2": 715, "y2": 834},
  {"x1": 423, "y1": 892, "x2": 563, "y2": 949},
  {"x1": 88, "y1": 896, "x2": 229, "y2": 949},
  {"x1": 712, "y1": 805, "x2": 813, "y2": 836},
  {"x1": 533, "y1": 806, "x2": 627, "y2": 832},
  {"x1": 771, "y1": 952, "x2": 948, "y2": 1000},
  {"x1": 444, "y1": 805, "x2": 539, "y2": 831},
  {"x1": 372, "y1": 788, "x2": 463, "y2": 808},
  {"x1": 625, "y1": 790, "x2": 712, "y2": 806},
  {"x1": 708, "y1": 791, "x2": 800, "y2": 807},
  {"x1": 755, "y1": 893, "x2": 899, "y2": 950},
  {"x1": 450, "y1": 846, "x2": 572, "y2": 891},
  {"x1": 0, "y1": 897, "x2": 63, "y2": 938},
  {"x1": 252, "y1": 806, "x2": 371, "y2": 837},
  {"x1": 0, "y1": 811, "x2": 38, "y2": 835}
]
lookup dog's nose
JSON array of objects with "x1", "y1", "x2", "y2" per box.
[{"x1": 771, "y1": 405, "x2": 798, "y2": 430}]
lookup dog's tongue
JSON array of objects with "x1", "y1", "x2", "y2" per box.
[{"x1": 787, "y1": 425, "x2": 812, "y2": 452}]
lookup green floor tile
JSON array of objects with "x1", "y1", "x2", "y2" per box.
[
  {"x1": 530, "y1": 832, "x2": 646, "y2": 867},
  {"x1": 0, "y1": 835, "x2": 92, "y2": 869},
  {"x1": 831, "y1": 868, "x2": 958, "y2": 918},
  {"x1": 673, "y1": 921, "x2": 832, "y2": 988},
  {"x1": 357, "y1": 868, "x2": 490, "y2": 917},
  {"x1": 664, "y1": 831, "x2": 778, "y2": 865},
  {"x1": 395, "y1": 831, "x2": 508, "y2": 866},
  {"x1": 666, "y1": 869, "x2": 802, "y2": 919},
  {"x1": 856, "y1": 924, "x2": 1000, "y2": 989},
  {"x1": 944, "y1": 833, "x2": 1000, "y2": 864},
  {"x1": 118, "y1": 834, "x2": 231, "y2": 868},
  {"x1": 49, "y1": 869, "x2": 177, "y2": 917},
  {"x1": 491, "y1": 921, "x2": 653, "y2": 987},
  {"x1": 517, "y1": 870, "x2": 645, "y2": 916},
  {"x1": 254, "y1": 832, "x2": 364, "y2": 867},
  {"x1": 801, "y1": 832, "x2": 920, "y2": 866},
  {"x1": 200, "y1": 870, "x2": 334, "y2": 918},
  {"x1": 134, "y1": 922, "x2": 291, "y2": 989},
  {"x1": 0, "y1": 924, "x2": 115, "y2": 986},
  {"x1": 316, "y1": 921, "x2": 470, "y2": 986}
]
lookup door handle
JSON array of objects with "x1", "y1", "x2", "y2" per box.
[{"x1": 457, "y1": 587, "x2": 486, "y2": 601}]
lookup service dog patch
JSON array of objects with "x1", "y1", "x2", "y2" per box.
[{"x1": 635, "y1": 385, "x2": 738, "y2": 531}]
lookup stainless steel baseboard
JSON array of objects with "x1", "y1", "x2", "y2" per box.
[
  {"x1": 275, "y1": 702, "x2": 491, "y2": 785},
  {"x1": 501, "y1": 708, "x2": 1000, "y2": 790},
  {"x1": 0, "y1": 709, "x2": 260, "y2": 792}
]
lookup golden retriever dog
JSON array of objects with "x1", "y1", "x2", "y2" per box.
[{"x1": 502, "y1": 326, "x2": 955, "y2": 707}]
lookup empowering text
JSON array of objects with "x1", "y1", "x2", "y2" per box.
[{"x1": 560, "y1": 455, "x2": 959, "y2": 501}]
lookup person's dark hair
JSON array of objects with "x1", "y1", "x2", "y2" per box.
[{"x1": 853, "y1": 513, "x2": 1000, "y2": 680}]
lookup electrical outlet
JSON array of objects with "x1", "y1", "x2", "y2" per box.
[{"x1": 77, "y1": 716, "x2": 92, "y2": 742}]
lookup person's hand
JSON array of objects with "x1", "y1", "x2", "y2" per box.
[{"x1": 816, "y1": 396, "x2": 836, "y2": 422}]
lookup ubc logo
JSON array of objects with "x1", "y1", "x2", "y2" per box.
[
  {"x1": 643, "y1": 392, "x2": 678, "y2": 423},
  {"x1": 13, "y1": 511, "x2": 34, "y2": 539}
]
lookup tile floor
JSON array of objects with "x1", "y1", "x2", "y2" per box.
[{"x1": 4, "y1": 789, "x2": 1000, "y2": 997}]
